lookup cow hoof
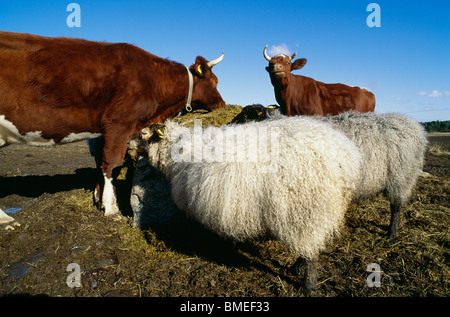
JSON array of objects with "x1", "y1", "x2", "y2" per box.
[
  {"x1": 102, "y1": 201, "x2": 121, "y2": 220},
  {"x1": 105, "y1": 212, "x2": 123, "y2": 221}
]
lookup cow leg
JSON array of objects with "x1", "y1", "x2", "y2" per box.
[
  {"x1": 94, "y1": 182, "x2": 102, "y2": 207},
  {"x1": 101, "y1": 173, "x2": 121, "y2": 219},
  {"x1": 387, "y1": 202, "x2": 402, "y2": 239},
  {"x1": 0, "y1": 208, "x2": 20, "y2": 230},
  {"x1": 100, "y1": 131, "x2": 132, "y2": 219},
  {"x1": 87, "y1": 137, "x2": 104, "y2": 207}
]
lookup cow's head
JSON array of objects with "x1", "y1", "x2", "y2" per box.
[
  {"x1": 189, "y1": 53, "x2": 226, "y2": 111},
  {"x1": 263, "y1": 45, "x2": 307, "y2": 87}
]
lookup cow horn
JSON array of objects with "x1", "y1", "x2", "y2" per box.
[
  {"x1": 263, "y1": 45, "x2": 272, "y2": 61},
  {"x1": 207, "y1": 52, "x2": 224, "y2": 68},
  {"x1": 290, "y1": 52, "x2": 297, "y2": 60}
]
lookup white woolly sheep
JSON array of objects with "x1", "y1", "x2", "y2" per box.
[
  {"x1": 322, "y1": 111, "x2": 428, "y2": 238},
  {"x1": 130, "y1": 117, "x2": 362, "y2": 292},
  {"x1": 231, "y1": 105, "x2": 429, "y2": 239}
]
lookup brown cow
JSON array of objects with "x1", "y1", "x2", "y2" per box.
[
  {"x1": 0, "y1": 31, "x2": 225, "y2": 228},
  {"x1": 263, "y1": 45, "x2": 375, "y2": 116}
]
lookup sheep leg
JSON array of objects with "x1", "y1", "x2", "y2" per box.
[
  {"x1": 388, "y1": 203, "x2": 401, "y2": 239},
  {"x1": 293, "y1": 257, "x2": 317, "y2": 293},
  {"x1": 304, "y1": 258, "x2": 317, "y2": 292}
]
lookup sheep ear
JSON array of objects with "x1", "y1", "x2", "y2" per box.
[
  {"x1": 256, "y1": 110, "x2": 263, "y2": 116},
  {"x1": 140, "y1": 127, "x2": 151, "y2": 141}
]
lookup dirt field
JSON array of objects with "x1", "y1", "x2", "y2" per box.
[{"x1": 0, "y1": 110, "x2": 448, "y2": 298}]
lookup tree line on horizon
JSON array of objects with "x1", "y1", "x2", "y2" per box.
[{"x1": 421, "y1": 120, "x2": 450, "y2": 133}]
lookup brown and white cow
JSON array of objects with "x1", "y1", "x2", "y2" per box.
[
  {"x1": 263, "y1": 45, "x2": 375, "y2": 116},
  {"x1": 0, "y1": 31, "x2": 225, "y2": 228}
]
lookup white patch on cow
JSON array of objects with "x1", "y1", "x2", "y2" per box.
[
  {"x1": 102, "y1": 174, "x2": 120, "y2": 218},
  {"x1": 0, "y1": 115, "x2": 101, "y2": 147},
  {"x1": 23, "y1": 131, "x2": 55, "y2": 146},
  {"x1": 0, "y1": 115, "x2": 55, "y2": 147},
  {"x1": 61, "y1": 132, "x2": 102, "y2": 144}
]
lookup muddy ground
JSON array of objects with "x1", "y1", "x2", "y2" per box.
[{"x1": 0, "y1": 121, "x2": 448, "y2": 298}]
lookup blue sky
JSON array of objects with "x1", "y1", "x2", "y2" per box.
[{"x1": 1, "y1": 0, "x2": 449, "y2": 122}]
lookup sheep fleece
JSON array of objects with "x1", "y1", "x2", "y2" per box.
[
  {"x1": 322, "y1": 112, "x2": 428, "y2": 205},
  {"x1": 149, "y1": 117, "x2": 361, "y2": 260}
]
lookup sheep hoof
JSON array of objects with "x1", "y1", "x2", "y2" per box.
[
  {"x1": 305, "y1": 280, "x2": 317, "y2": 294},
  {"x1": 304, "y1": 267, "x2": 317, "y2": 294},
  {"x1": 387, "y1": 230, "x2": 398, "y2": 240}
]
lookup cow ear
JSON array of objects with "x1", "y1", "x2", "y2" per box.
[
  {"x1": 192, "y1": 56, "x2": 210, "y2": 78},
  {"x1": 291, "y1": 58, "x2": 307, "y2": 71}
]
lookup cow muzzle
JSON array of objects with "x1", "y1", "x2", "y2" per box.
[
  {"x1": 268, "y1": 63, "x2": 286, "y2": 79},
  {"x1": 272, "y1": 71, "x2": 286, "y2": 79}
]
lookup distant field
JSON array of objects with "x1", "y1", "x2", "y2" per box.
[
  {"x1": 428, "y1": 132, "x2": 450, "y2": 137},
  {"x1": 428, "y1": 132, "x2": 450, "y2": 152}
]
